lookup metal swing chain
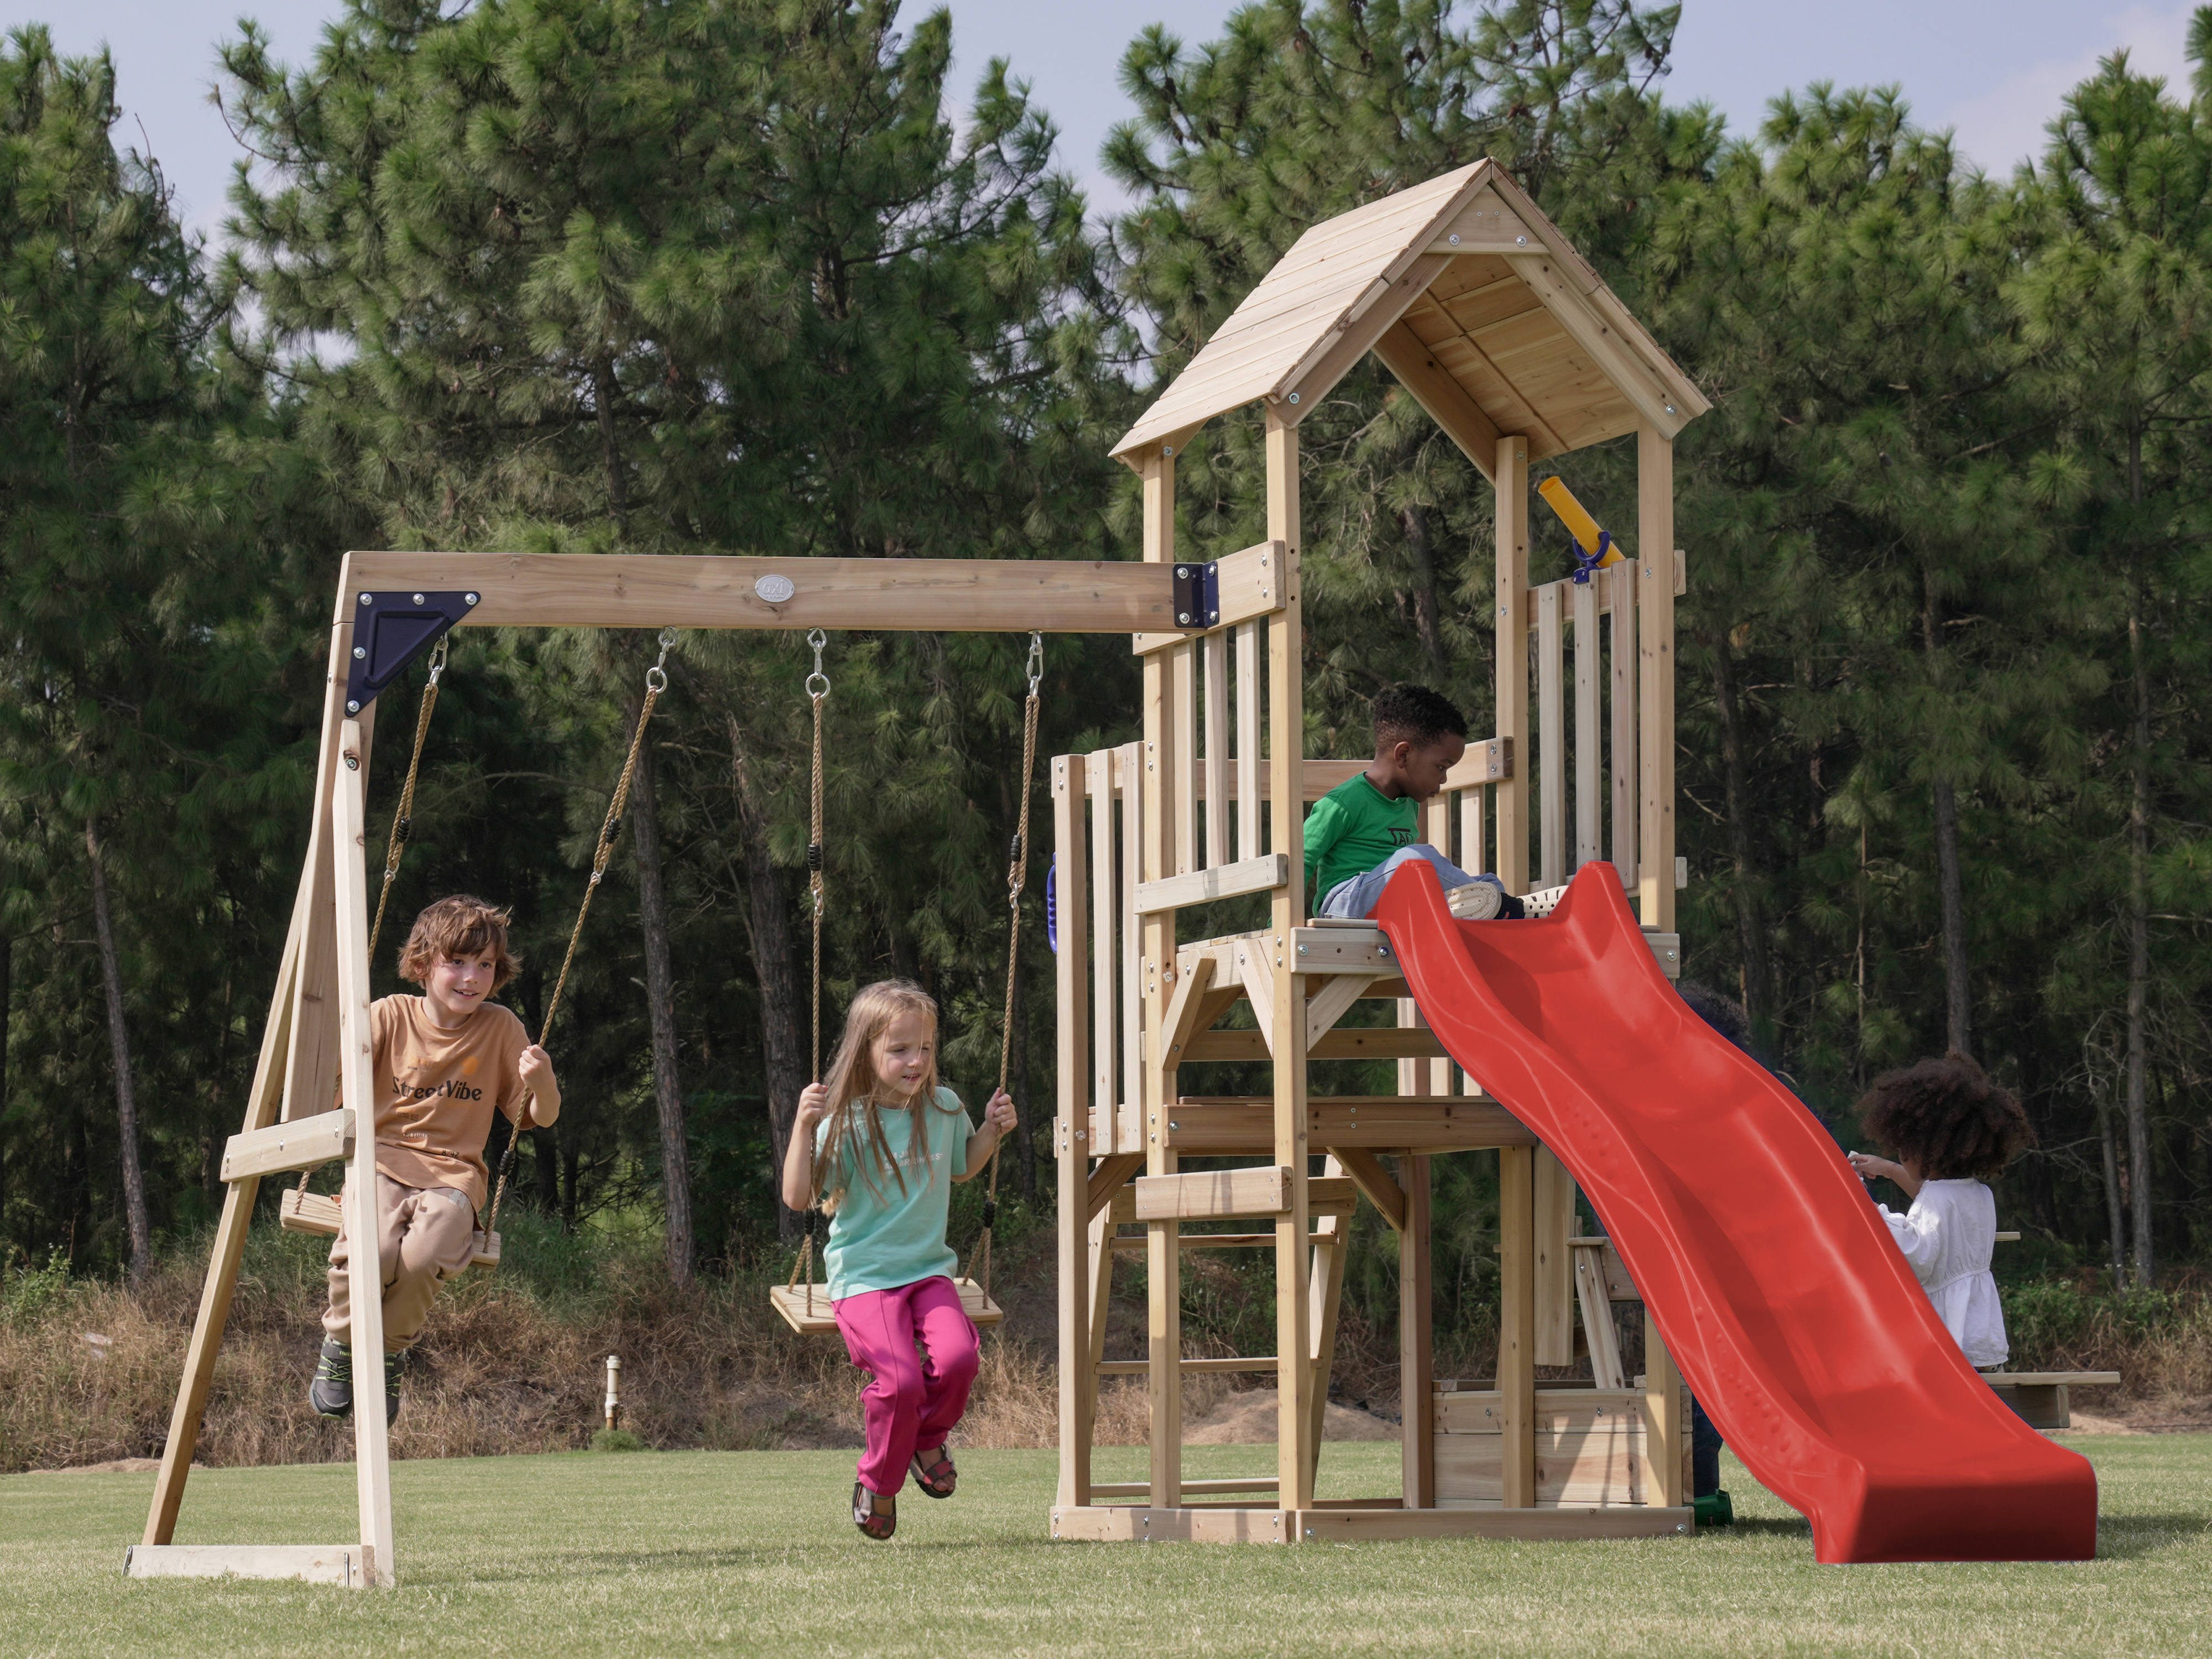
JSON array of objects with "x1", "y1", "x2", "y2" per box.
[
  {"x1": 789, "y1": 629, "x2": 832, "y2": 1310},
  {"x1": 303, "y1": 638, "x2": 448, "y2": 1201},
  {"x1": 964, "y1": 632, "x2": 1044, "y2": 1301},
  {"x1": 486, "y1": 628, "x2": 677, "y2": 1240}
]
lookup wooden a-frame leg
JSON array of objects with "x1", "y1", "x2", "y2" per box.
[
  {"x1": 334, "y1": 719, "x2": 396, "y2": 1585},
  {"x1": 142, "y1": 904, "x2": 305, "y2": 1547},
  {"x1": 1056, "y1": 1123, "x2": 1089, "y2": 1507}
]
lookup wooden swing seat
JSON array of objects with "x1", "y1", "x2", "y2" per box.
[
  {"x1": 769, "y1": 1275, "x2": 1002, "y2": 1336},
  {"x1": 279, "y1": 1187, "x2": 502, "y2": 1270}
]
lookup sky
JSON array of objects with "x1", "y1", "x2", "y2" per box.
[{"x1": 14, "y1": 0, "x2": 2206, "y2": 247}]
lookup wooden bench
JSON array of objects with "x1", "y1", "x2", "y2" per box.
[{"x1": 1982, "y1": 1371, "x2": 2122, "y2": 1431}]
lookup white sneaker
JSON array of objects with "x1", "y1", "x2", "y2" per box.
[
  {"x1": 1445, "y1": 881, "x2": 1503, "y2": 921},
  {"x1": 1520, "y1": 884, "x2": 1568, "y2": 919}
]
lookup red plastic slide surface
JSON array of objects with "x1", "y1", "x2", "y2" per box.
[{"x1": 1374, "y1": 860, "x2": 2097, "y2": 1562}]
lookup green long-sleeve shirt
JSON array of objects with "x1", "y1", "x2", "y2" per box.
[{"x1": 1303, "y1": 773, "x2": 1417, "y2": 904}]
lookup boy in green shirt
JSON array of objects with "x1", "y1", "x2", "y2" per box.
[{"x1": 1306, "y1": 684, "x2": 1525, "y2": 922}]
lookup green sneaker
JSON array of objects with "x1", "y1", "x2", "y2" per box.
[
  {"x1": 1693, "y1": 1489, "x2": 1734, "y2": 1528},
  {"x1": 307, "y1": 1338, "x2": 400, "y2": 1425}
]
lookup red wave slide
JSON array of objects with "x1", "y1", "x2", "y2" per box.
[{"x1": 1374, "y1": 860, "x2": 2098, "y2": 1562}]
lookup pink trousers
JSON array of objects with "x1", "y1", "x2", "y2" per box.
[{"x1": 832, "y1": 1275, "x2": 979, "y2": 1499}]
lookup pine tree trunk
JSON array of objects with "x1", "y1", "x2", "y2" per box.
[
  {"x1": 627, "y1": 714, "x2": 693, "y2": 1287},
  {"x1": 729, "y1": 718, "x2": 808, "y2": 1243},
  {"x1": 1398, "y1": 505, "x2": 1448, "y2": 682},
  {"x1": 85, "y1": 817, "x2": 151, "y2": 1285},
  {"x1": 2100, "y1": 1098, "x2": 2128, "y2": 1290},
  {"x1": 1921, "y1": 562, "x2": 1971, "y2": 1056},
  {"x1": 1707, "y1": 625, "x2": 1770, "y2": 1032},
  {"x1": 0, "y1": 928, "x2": 9, "y2": 1235},
  {"x1": 2126, "y1": 551, "x2": 2156, "y2": 1289}
]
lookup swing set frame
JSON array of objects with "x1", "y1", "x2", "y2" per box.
[{"x1": 131, "y1": 553, "x2": 1194, "y2": 1588}]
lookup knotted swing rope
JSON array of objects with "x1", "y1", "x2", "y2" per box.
[
  {"x1": 484, "y1": 628, "x2": 678, "y2": 1240},
  {"x1": 302, "y1": 636, "x2": 449, "y2": 1201},
  {"x1": 962, "y1": 632, "x2": 1044, "y2": 1301},
  {"x1": 787, "y1": 629, "x2": 832, "y2": 1314}
]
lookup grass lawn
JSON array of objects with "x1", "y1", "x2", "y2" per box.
[{"x1": 5, "y1": 1436, "x2": 2209, "y2": 1658}]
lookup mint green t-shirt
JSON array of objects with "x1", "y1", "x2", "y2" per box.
[
  {"x1": 816, "y1": 1087, "x2": 974, "y2": 1300},
  {"x1": 1303, "y1": 773, "x2": 1417, "y2": 904}
]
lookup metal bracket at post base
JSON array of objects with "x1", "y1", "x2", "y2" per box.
[
  {"x1": 343, "y1": 590, "x2": 481, "y2": 714},
  {"x1": 1171, "y1": 561, "x2": 1219, "y2": 629}
]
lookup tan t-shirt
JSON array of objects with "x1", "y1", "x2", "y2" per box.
[{"x1": 365, "y1": 996, "x2": 532, "y2": 1208}]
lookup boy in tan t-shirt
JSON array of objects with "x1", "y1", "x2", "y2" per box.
[{"x1": 311, "y1": 894, "x2": 561, "y2": 1423}]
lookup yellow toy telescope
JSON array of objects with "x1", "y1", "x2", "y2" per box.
[{"x1": 1537, "y1": 476, "x2": 1626, "y2": 577}]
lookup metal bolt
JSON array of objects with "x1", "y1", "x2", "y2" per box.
[
  {"x1": 465, "y1": 592, "x2": 479, "y2": 604},
  {"x1": 1162, "y1": 444, "x2": 1173, "y2": 457},
  {"x1": 346, "y1": 700, "x2": 360, "y2": 713},
  {"x1": 1176, "y1": 565, "x2": 1191, "y2": 578},
  {"x1": 1448, "y1": 232, "x2": 1460, "y2": 246},
  {"x1": 359, "y1": 593, "x2": 374, "y2": 606},
  {"x1": 412, "y1": 592, "x2": 425, "y2": 604},
  {"x1": 1178, "y1": 612, "x2": 1191, "y2": 625},
  {"x1": 353, "y1": 645, "x2": 366, "y2": 659},
  {"x1": 1287, "y1": 392, "x2": 1300, "y2": 404},
  {"x1": 1515, "y1": 235, "x2": 1527, "y2": 245}
]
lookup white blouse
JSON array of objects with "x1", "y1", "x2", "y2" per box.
[{"x1": 1876, "y1": 1178, "x2": 2008, "y2": 1368}]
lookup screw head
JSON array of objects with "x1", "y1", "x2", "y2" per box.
[
  {"x1": 412, "y1": 592, "x2": 426, "y2": 604},
  {"x1": 358, "y1": 592, "x2": 373, "y2": 606},
  {"x1": 1178, "y1": 612, "x2": 1191, "y2": 624},
  {"x1": 1176, "y1": 565, "x2": 1191, "y2": 578},
  {"x1": 1162, "y1": 445, "x2": 1174, "y2": 457},
  {"x1": 352, "y1": 645, "x2": 366, "y2": 659},
  {"x1": 1448, "y1": 232, "x2": 1460, "y2": 245},
  {"x1": 465, "y1": 591, "x2": 479, "y2": 604},
  {"x1": 1515, "y1": 235, "x2": 1527, "y2": 245},
  {"x1": 346, "y1": 699, "x2": 361, "y2": 713},
  {"x1": 1665, "y1": 404, "x2": 1677, "y2": 416},
  {"x1": 1287, "y1": 391, "x2": 1300, "y2": 404}
]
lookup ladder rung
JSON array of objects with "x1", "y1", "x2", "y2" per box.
[
  {"x1": 1096, "y1": 1356, "x2": 1279, "y2": 1375},
  {"x1": 1109, "y1": 1232, "x2": 1327, "y2": 1251},
  {"x1": 1089, "y1": 1478, "x2": 1280, "y2": 1497}
]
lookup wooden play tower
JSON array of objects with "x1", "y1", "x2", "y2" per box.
[{"x1": 1049, "y1": 160, "x2": 1710, "y2": 1542}]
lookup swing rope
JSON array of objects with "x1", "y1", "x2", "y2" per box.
[
  {"x1": 963, "y1": 632, "x2": 1044, "y2": 1301},
  {"x1": 484, "y1": 628, "x2": 677, "y2": 1241},
  {"x1": 787, "y1": 629, "x2": 832, "y2": 1315},
  {"x1": 302, "y1": 637, "x2": 449, "y2": 1201}
]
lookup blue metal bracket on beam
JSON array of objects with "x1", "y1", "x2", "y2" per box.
[
  {"x1": 343, "y1": 589, "x2": 481, "y2": 714},
  {"x1": 1171, "y1": 561, "x2": 1219, "y2": 629}
]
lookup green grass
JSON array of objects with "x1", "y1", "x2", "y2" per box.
[{"x1": 5, "y1": 1438, "x2": 2210, "y2": 1657}]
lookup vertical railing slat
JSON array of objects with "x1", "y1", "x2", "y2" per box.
[
  {"x1": 1117, "y1": 741, "x2": 1142, "y2": 1147},
  {"x1": 1573, "y1": 576, "x2": 1601, "y2": 872},
  {"x1": 1537, "y1": 581, "x2": 1565, "y2": 888},
  {"x1": 1610, "y1": 561, "x2": 1639, "y2": 885},
  {"x1": 1236, "y1": 622, "x2": 1261, "y2": 860},
  {"x1": 1203, "y1": 634, "x2": 1228, "y2": 868},
  {"x1": 1086, "y1": 749, "x2": 1117, "y2": 1150}
]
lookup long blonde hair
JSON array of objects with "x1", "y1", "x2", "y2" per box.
[{"x1": 811, "y1": 980, "x2": 962, "y2": 1209}]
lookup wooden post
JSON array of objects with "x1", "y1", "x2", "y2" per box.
[
  {"x1": 1498, "y1": 1145, "x2": 1536, "y2": 1508},
  {"x1": 1533, "y1": 1147, "x2": 1577, "y2": 1367},
  {"x1": 332, "y1": 719, "x2": 395, "y2": 1585},
  {"x1": 1637, "y1": 424, "x2": 1675, "y2": 930},
  {"x1": 1494, "y1": 437, "x2": 1531, "y2": 895},
  {"x1": 1398, "y1": 1154, "x2": 1433, "y2": 1508},
  {"x1": 1139, "y1": 445, "x2": 1182, "y2": 1510},
  {"x1": 1643, "y1": 1314, "x2": 1686, "y2": 1509},
  {"x1": 1573, "y1": 576, "x2": 1600, "y2": 871},
  {"x1": 282, "y1": 595, "x2": 379, "y2": 1121},
  {"x1": 1053, "y1": 754, "x2": 1090, "y2": 1507},
  {"x1": 1537, "y1": 582, "x2": 1563, "y2": 888},
  {"x1": 1266, "y1": 408, "x2": 1315, "y2": 1512}
]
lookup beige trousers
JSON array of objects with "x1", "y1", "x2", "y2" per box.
[{"x1": 322, "y1": 1174, "x2": 479, "y2": 1353}]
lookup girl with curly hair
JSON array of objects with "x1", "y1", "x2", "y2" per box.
[{"x1": 1847, "y1": 1052, "x2": 2034, "y2": 1369}]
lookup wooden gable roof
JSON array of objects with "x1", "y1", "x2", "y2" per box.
[{"x1": 1112, "y1": 160, "x2": 1707, "y2": 476}]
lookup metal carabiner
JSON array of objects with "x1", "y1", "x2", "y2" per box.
[
  {"x1": 1025, "y1": 630, "x2": 1044, "y2": 697},
  {"x1": 426, "y1": 635, "x2": 449, "y2": 686},
  {"x1": 646, "y1": 626, "x2": 676, "y2": 694},
  {"x1": 806, "y1": 628, "x2": 831, "y2": 700}
]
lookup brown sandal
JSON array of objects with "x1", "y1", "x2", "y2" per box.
[
  {"x1": 852, "y1": 1481, "x2": 896, "y2": 1540},
  {"x1": 910, "y1": 1444, "x2": 957, "y2": 1500}
]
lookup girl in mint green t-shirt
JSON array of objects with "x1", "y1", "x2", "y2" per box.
[{"x1": 779, "y1": 979, "x2": 1016, "y2": 1541}]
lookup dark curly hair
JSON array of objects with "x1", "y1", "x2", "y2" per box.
[
  {"x1": 1856, "y1": 1051, "x2": 2034, "y2": 1181},
  {"x1": 1373, "y1": 683, "x2": 1467, "y2": 750},
  {"x1": 1677, "y1": 982, "x2": 1750, "y2": 1052}
]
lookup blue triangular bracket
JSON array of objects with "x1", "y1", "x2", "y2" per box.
[{"x1": 342, "y1": 588, "x2": 482, "y2": 714}]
